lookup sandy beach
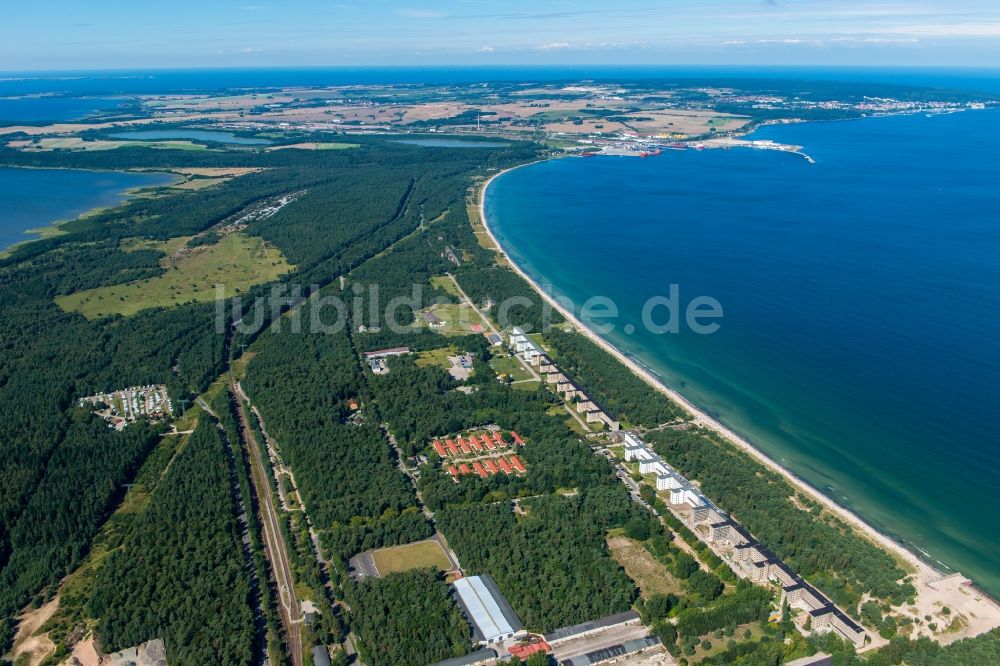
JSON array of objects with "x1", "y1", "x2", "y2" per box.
[{"x1": 477, "y1": 161, "x2": 1000, "y2": 643}]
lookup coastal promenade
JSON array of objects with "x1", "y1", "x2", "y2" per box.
[{"x1": 476, "y1": 165, "x2": 1000, "y2": 645}]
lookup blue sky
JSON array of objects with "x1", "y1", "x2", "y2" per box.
[{"x1": 3, "y1": 1, "x2": 1000, "y2": 70}]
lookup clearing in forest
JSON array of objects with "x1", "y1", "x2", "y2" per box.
[
  {"x1": 370, "y1": 539, "x2": 453, "y2": 576},
  {"x1": 56, "y1": 233, "x2": 293, "y2": 318},
  {"x1": 607, "y1": 535, "x2": 683, "y2": 598}
]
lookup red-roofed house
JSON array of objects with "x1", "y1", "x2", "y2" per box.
[
  {"x1": 484, "y1": 459, "x2": 500, "y2": 474},
  {"x1": 433, "y1": 441, "x2": 447, "y2": 457},
  {"x1": 473, "y1": 462, "x2": 488, "y2": 478},
  {"x1": 509, "y1": 455, "x2": 526, "y2": 473},
  {"x1": 498, "y1": 458, "x2": 513, "y2": 474},
  {"x1": 511, "y1": 431, "x2": 525, "y2": 446}
]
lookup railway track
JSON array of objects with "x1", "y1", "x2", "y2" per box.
[{"x1": 229, "y1": 372, "x2": 303, "y2": 666}]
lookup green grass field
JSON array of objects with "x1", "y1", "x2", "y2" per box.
[
  {"x1": 490, "y1": 354, "x2": 533, "y2": 382},
  {"x1": 417, "y1": 302, "x2": 486, "y2": 336},
  {"x1": 512, "y1": 380, "x2": 541, "y2": 392},
  {"x1": 371, "y1": 540, "x2": 452, "y2": 575},
  {"x1": 56, "y1": 232, "x2": 293, "y2": 318},
  {"x1": 429, "y1": 275, "x2": 461, "y2": 297},
  {"x1": 12, "y1": 137, "x2": 211, "y2": 152},
  {"x1": 416, "y1": 346, "x2": 457, "y2": 369}
]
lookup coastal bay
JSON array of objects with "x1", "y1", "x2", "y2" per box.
[
  {"x1": 483, "y1": 109, "x2": 1000, "y2": 600},
  {"x1": 0, "y1": 167, "x2": 176, "y2": 251}
]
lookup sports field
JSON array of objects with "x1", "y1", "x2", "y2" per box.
[{"x1": 371, "y1": 539, "x2": 453, "y2": 575}]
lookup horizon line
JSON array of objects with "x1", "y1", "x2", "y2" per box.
[{"x1": 4, "y1": 63, "x2": 1000, "y2": 76}]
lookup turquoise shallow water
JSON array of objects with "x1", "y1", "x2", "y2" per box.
[
  {"x1": 486, "y1": 109, "x2": 1000, "y2": 597},
  {"x1": 0, "y1": 167, "x2": 176, "y2": 250}
]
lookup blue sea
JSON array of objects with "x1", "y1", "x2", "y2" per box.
[
  {"x1": 2, "y1": 66, "x2": 998, "y2": 594},
  {"x1": 0, "y1": 168, "x2": 175, "y2": 250},
  {"x1": 486, "y1": 108, "x2": 1000, "y2": 597}
]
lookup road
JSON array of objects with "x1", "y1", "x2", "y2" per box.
[
  {"x1": 229, "y1": 373, "x2": 303, "y2": 666},
  {"x1": 443, "y1": 272, "x2": 596, "y2": 435},
  {"x1": 445, "y1": 272, "x2": 541, "y2": 386}
]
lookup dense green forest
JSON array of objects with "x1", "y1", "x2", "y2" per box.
[
  {"x1": 0, "y1": 414, "x2": 160, "y2": 629},
  {"x1": 344, "y1": 569, "x2": 470, "y2": 666},
  {"x1": 644, "y1": 427, "x2": 913, "y2": 608},
  {"x1": 0, "y1": 135, "x2": 537, "y2": 654},
  {"x1": 435, "y1": 489, "x2": 639, "y2": 633},
  {"x1": 1, "y1": 128, "x2": 993, "y2": 666},
  {"x1": 88, "y1": 419, "x2": 254, "y2": 665},
  {"x1": 240, "y1": 306, "x2": 433, "y2": 563},
  {"x1": 545, "y1": 327, "x2": 683, "y2": 427}
]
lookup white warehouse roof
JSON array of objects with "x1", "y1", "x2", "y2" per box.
[{"x1": 453, "y1": 575, "x2": 523, "y2": 642}]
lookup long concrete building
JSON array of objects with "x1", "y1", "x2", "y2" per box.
[
  {"x1": 623, "y1": 431, "x2": 867, "y2": 649},
  {"x1": 508, "y1": 327, "x2": 619, "y2": 430}
]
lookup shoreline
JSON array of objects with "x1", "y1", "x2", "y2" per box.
[
  {"x1": 0, "y1": 167, "x2": 178, "y2": 258},
  {"x1": 477, "y1": 160, "x2": 985, "y2": 605}
]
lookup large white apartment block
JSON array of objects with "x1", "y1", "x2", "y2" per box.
[
  {"x1": 656, "y1": 474, "x2": 683, "y2": 491},
  {"x1": 639, "y1": 459, "x2": 669, "y2": 475},
  {"x1": 624, "y1": 444, "x2": 654, "y2": 462}
]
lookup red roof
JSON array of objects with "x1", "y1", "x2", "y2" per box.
[
  {"x1": 433, "y1": 441, "x2": 447, "y2": 457},
  {"x1": 459, "y1": 464, "x2": 472, "y2": 474},
  {"x1": 492, "y1": 431, "x2": 504, "y2": 444},
  {"x1": 480, "y1": 434, "x2": 492, "y2": 446},
  {"x1": 470, "y1": 439, "x2": 483, "y2": 452},
  {"x1": 498, "y1": 458, "x2": 513, "y2": 474},
  {"x1": 509, "y1": 455, "x2": 526, "y2": 472},
  {"x1": 509, "y1": 641, "x2": 550, "y2": 659},
  {"x1": 460, "y1": 440, "x2": 472, "y2": 454},
  {"x1": 483, "y1": 438, "x2": 495, "y2": 450},
  {"x1": 472, "y1": 462, "x2": 488, "y2": 478},
  {"x1": 484, "y1": 459, "x2": 500, "y2": 474},
  {"x1": 511, "y1": 431, "x2": 524, "y2": 445},
  {"x1": 447, "y1": 466, "x2": 459, "y2": 476}
]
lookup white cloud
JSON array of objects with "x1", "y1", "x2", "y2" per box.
[
  {"x1": 475, "y1": 45, "x2": 495, "y2": 52},
  {"x1": 536, "y1": 42, "x2": 571, "y2": 50}
]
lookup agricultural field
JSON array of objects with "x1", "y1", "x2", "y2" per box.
[
  {"x1": 56, "y1": 232, "x2": 293, "y2": 318},
  {"x1": 370, "y1": 540, "x2": 453, "y2": 576}
]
